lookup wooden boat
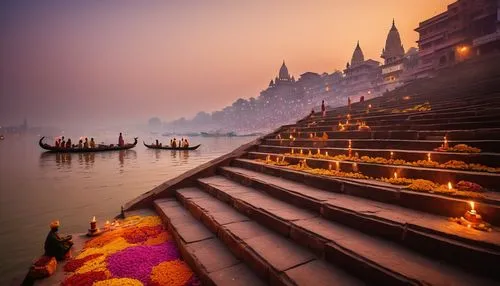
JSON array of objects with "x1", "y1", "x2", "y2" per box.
[
  {"x1": 143, "y1": 141, "x2": 201, "y2": 150},
  {"x1": 39, "y1": 136, "x2": 138, "y2": 153}
]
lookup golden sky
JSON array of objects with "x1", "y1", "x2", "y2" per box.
[{"x1": 0, "y1": 0, "x2": 455, "y2": 126}]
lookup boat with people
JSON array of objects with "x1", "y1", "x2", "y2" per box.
[
  {"x1": 200, "y1": 131, "x2": 236, "y2": 137},
  {"x1": 143, "y1": 141, "x2": 201, "y2": 150},
  {"x1": 39, "y1": 136, "x2": 138, "y2": 153}
]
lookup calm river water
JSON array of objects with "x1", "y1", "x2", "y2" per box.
[{"x1": 0, "y1": 132, "x2": 257, "y2": 284}]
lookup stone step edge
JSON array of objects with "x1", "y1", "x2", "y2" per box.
[
  {"x1": 174, "y1": 188, "x2": 318, "y2": 286},
  {"x1": 195, "y1": 177, "x2": 453, "y2": 286},
  {"x1": 248, "y1": 151, "x2": 500, "y2": 178},
  {"x1": 179, "y1": 184, "x2": 412, "y2": 286},
  {"x1": 232, "y1": 158, "x2": 500, "y2": 223},
  {"x1": 153, "y1": 199, "x2": 259, "y2": 286},
  {"x1": 217, "y1": 166, "x2": 500, "y2": 275}
]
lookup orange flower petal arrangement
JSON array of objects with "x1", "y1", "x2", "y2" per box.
[
  {"x1": 62, "y1": 215, "x2": 200, "y2": 286},
  {"x1": 434, "y1": 143, "x2": 481, "y2": 153}
]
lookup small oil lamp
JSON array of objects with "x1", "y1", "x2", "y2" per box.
[
  {"x1": 266, "y1": 155, "x2": 271, "y2": 162},
  {"x1": 390, "y1": 151, "x2": 394, "y2": 160},
  {"x1": 335, "y1": 161, "x2": 340, "y2": 171},
  {"x1": 88, "y1": 216, "x2": 99, "y2": 236},
  {"x1": 276, "y1": 156, "x2": 280, "y2": 163},
  {"x1": 291, "y1": 148, "x2": 294, "y2": 154},
  {"x1": 464, "y1": 201, "x2": 482, "y2": 224},
  {"x1": 427, "y1": 153, "x2": 432, "y2": 162},
  {"x1": 448, "y1": 182, "x2": 453, "y2": 191},
  {"x1": 317, "y1": 148, "x2": 321, "y2": 155},
  {"x1": 393, "y1": 172, "x2": 398, "y2": 179}
]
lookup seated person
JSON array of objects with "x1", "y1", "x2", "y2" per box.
[
  {"x1": 44, "y1": 220, "x2": 73, "y2": 260},
  {"x1": 78, "y1": 140, "x2": 83, "y2": 148},
  {"x1": 66, "y1": 139, "x2": 72, "y2": 149},
  {"x1": 55, "y1": 139, "x2": 60, "y2": 148},
  {"x1": 90, "y1": 138, "x2": 96, "y2": 148},
  {"x1": 171, "y1": 138, "x2": 177, "y2": 148},
  {"x1": 83, "y1": 138, "x2": 89, "y2": 148}
]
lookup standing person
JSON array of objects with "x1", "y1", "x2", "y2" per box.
[
  {"x1": 66, "y1": 138, "x2": 72, "y2": 148},
  {"x1": 170, "y1": 139, "x2": 173, "y2": 147},
  {"x1": 360, "y1": 95, "x2": 365, "y2": 103},
  {"x1": 78, "y1": 139, "x2": 83, "y2": 148},
  {"x1": 90, "y1": 138, "x2": 96, "y2": 148},
  {"x1": 155, "y1": 139, "x2": 159, "y2": 147},
  {"x1": 321, "y1": 100, "x2": 326, "y2": 117},
  {"x1": 118, "y1": 133, "x2": 124, "y2": 147},
  {"x1": 61, "y1": 138, "x2": 66, "y2": 149},
  {"x1": 55, "y1": 139, "x2": 60, "y2": 148},
  {"x1": 83, "y1": 138, "x2": 89, "y2": 148}
]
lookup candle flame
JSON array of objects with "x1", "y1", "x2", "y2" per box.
[
  {"x1": 300, "y1": 149, "x2": 303, "y2": 155},
  {"x1": 106, "y1": 220, "x2": 110, "y2": 224},
  {"x1": 329, "y1": 164, "x2": 332, "y2": 170},
  {"x1": 448, "y1": 182, "x2": 452, "y2": 190},
  {"x1": 92, "y1": 216, "x2": 96, "y2": 222},
  {"x1": 427, "y1": 153, "x2": 431, "y2": 162},
  {"x1": 325, "y1": 151, "x2": 329, "y2": 157},
  {"x1": 291, "y1": 148, "x2": 294, "y2": 154},
  {"x1": 469, "y1": 201, "x2": 475, "y2": 211},
  {"x1": 394, "y1": 172, "x2": 398, "y2": 179}
]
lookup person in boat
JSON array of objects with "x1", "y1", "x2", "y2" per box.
[
  {"x1": 172, "y1": 138, "x2": 177, "y2": 148},
  {"x1": 66, "y1": 139, "x2": 72, "y2": 149},
  {"x1": 118, "y1": 133, "x2": 124, "y2": 147},
  {"x1": 78, "y1": 139, "x2": 83, "y2": 148},
  {"x1": 155, "y1": 139, "x2": 159, "y2": 147},
  {"x1": 83, "y1": 138, "x2": 89, "y2": 148},
  {"x1": 184, "y1": 138, "x2": 190, "y2": 148},
  {"x1": 44, "y1": 220, "x2": 73, "y2": 260},
  {"x1": 61, "y1": 138, "x2": 66, "y2": 149},
  {"x1": 90, "y1": 138, "x2": 96, "y2": 148},
  {"x1": 55, "y1": 139, "x2": 60, "y2": 148},
  {"x1": 321, "y1": 100, "x2": 326, "y2": 117}
]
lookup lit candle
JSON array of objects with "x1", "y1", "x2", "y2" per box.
[
  {"x1": 336, "y1": 161, "x2": 340, "y2": 171},
  {"x1": 317, "y1": 148, "x2": 320, "y2": 155},
  {"x1": 427, "y1": 153, "x2": 431, "y2": 162},
  {"x1": 266, "y1": 155, "x2": 270, "y2": 162},
  {"x1": 310, "y1": 133, "x2": 313, "y2": 138},
  {"x1": 348, "y1": 140, "x2": 352, "y2": 148},
  {"x1": 300, "y1": 149, "x2": 303, "y2": 155},
  {"x1": 394, "y1": 172, "x2": 398, "y2": 179},
  {"x1": 448, "y1": 182, "x2": 452, "y2": 190},
  {"x1": 291, "y1": 148, "x2": 294, "y2": 154},
  {"x1": 444, "y1": 136, "x2": 449, "y2": 149},
  {"x1": 329, "y1": 164, "x2": 332, "y2": 170},
  {"x1": 276, "y1": 156, "x2": 279, "y2": 163},
  {"x1": 347, "y1": 114, "x2": 351, "y2": 120},
  {"x1": 469, "y1": 201, "x2": 476, "y2": 214},
  {"x1": 368, "y1": 104, "x2": 372, "y2": 109},
  {"x1": 308, "y1": 150, "x2": 312, "y2": 156},
  {"x1": 90, "y1": 216, "x2": 97, "y2": 233},
  {"x1": 289, "y1": 135, "x2": 293, "y2": 140},
  {"x1": 390, "y1": 151, "x2": 394, "y2": 160},
  {"x1": 325, "y1": 151, "x2": 329, "y2": 157},
  {"x1": 352, "y1": 163, "x2": 358, "y2": 172},
  {"x1": 105, "y1": 220, "x2": 110, "y2": 229}
]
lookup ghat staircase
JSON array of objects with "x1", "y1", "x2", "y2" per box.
[{"x1": 125, "y1": 54, "x2": 500, "y2": 285}]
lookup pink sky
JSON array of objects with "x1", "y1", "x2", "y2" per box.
[{"x1": 0, "y1": 0, "x2": 454, "y2": 128}]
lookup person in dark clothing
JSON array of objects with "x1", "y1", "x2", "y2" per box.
[{"x1": 44, "y1": 220, "x2": 73, "y2": 260}]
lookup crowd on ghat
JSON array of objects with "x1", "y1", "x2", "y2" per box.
[{"x1": 52, "y1": 133, "x2": 126, "y2": 149}]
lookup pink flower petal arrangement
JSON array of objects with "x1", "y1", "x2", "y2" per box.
[{"x1": 62, "y1": 215, "x2": 198, "y2": 285}]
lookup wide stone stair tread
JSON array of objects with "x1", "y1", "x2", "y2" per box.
[
  {"x1": 198, "y1": 176, "x2": 498, "y2": 286},
  {"x1": 219, "y1": 166, "x2": 500, "y2": 250},
  {"x1": 154, "y1": 197, "x2": 265, "y2": 286},
  {"x1": 176, "y1": 187, "x2": 364, "y2": 286}
]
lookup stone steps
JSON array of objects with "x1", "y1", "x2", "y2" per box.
[
  {"x1": 231, "y1": 158, "x2": 500, "y2": 224},
  {"x1": 196, "y1": 175, "x2": 498, "y2": 285},
  {"x1": 173, "y1": 187, "x2": 364, "y2": 286},
  {"x1": 263, "y1": 138, "x2": 500, "y2": 153},
  {"x1": 154, "y1": 198, "x2": 266, "y2": 286},
  {"x1": 247, "y1": 151, "x2": 500, "y2": 190},
  {"x1": 217, "y1": 165, "x2": 500, "y2": 276},
  {"x1": 274, "y1": 128, "x2": 500, "y2": 141},
  {"x1": 256, "y1": 145, "x2": 500, "y2": 167}
]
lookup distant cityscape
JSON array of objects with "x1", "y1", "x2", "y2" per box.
[{"x1": 159, "y1": 0, "x2": 499, "y2": 134}]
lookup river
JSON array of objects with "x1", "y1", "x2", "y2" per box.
[{"x1": 0, "y1": 132, "x2": 258, "y2": 284}]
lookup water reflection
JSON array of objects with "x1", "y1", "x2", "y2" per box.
[{"x1": 39, "y1": 150, "x2": 137, "y2": 169}]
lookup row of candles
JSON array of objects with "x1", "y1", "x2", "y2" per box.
[{"x1": 89, "y1": 216, "x2": 120, "y2": 235}]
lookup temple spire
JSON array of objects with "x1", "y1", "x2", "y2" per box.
[{"x1": 351, "y1": 41, "x2": 365, "y2": 66}]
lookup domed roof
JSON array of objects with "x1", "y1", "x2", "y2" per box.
[
  {"x1": 351, "y1": 41, "x2": 365, "y2": 66},
  {"x1": 381, "y1": 19, "x2": 405, "y2": 61},
  {"x1": 279, "y1": 61, "x2": 290, "y2": 80}
]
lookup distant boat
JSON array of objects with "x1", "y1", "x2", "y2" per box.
[
  {"x1": 39, "y1": 136, "x2": 138, "y2": 153},
  {"x1": 200, "y1": 131, "x2": 236, "y2": 137},
  {"x1": 236, "y1": 132, "x2": 263, "y2": 137},
  {"x1": 161, "y1": 132, "x2": 174, "y2": 137},
  {"x1": 143, "y1": 141, "x2": 201, "y2": 150}
]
